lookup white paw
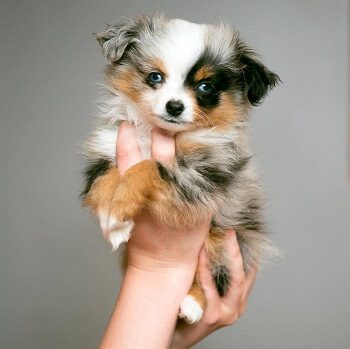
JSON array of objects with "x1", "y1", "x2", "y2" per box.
[
  {"x1": 99, "y1": 212, "x2": 123, "y2": 233},
  {"x1": 179, "y1": 295, "x2": 204, "y2": 324},
  {"x1": 108, "y1": 220, "x2": 134, "y2": 251},
  {"x1": 98, "y1": 212, "x2": 134, "y2": 251},
  {"x1": 98, "y1": 212, "x2": 110, "y2": 236}
]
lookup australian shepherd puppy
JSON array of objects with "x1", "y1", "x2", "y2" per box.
[{"x1": 82, "y1": 14, "x2": 280, "y2": 324}]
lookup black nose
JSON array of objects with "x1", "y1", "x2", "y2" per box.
[{"x1": 166, "y1": 100, "x2": 184, "y2": 117}]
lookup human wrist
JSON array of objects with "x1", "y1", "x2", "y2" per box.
[
  {"x1": 170, "y1": 331, "x2": 189, "y2": 349},
  {"x1": 126, "y1": 249, "x2": 198, "y2": 277},
  {"x1": 102, "y1": 255, "x2": 197, "y2": 349}
]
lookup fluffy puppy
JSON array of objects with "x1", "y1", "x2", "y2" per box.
[{"x1": 82, "y1": 14, "x2": 280, "y2": 324}]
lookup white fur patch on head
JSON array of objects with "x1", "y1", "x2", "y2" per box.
[
  {"x1": 144, "y1": 20, "x2": 206, "y2": 124},
  {"x1": 179, "y1": 295, "x2": 204, "y2": 324}
]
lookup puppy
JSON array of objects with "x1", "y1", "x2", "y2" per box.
[{"x1": 82, "y1": 14, "x2": 280, "y2": 324}]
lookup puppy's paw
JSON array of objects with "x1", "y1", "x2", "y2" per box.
[
  {"x1": 108, "y1": 219, "x2": 134, "y2": 251},
  {"x1": 98, "y1": 211, "x2": 134, "y2": 251},
  {"x1": 179, "y1": 295, "x2": 204, "y2": 324}
]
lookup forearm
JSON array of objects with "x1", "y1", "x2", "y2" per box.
[{"x1": 100, "y1": 264, "x2": 196, "y2": 349}]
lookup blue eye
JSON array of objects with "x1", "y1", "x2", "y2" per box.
[
  {"x1": 148, "y1": 72, "x2": 163, "y2": 84},
  {"x1": 198, "y1": 82, "x2": 214, "y2": 94}
]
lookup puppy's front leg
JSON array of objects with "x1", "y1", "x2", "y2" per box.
[
  {"x1": 107, "y1": 159, "x2": 168, "y2": 248},
  {"x1": 83, "y1": 166, "x2": 131, "y2": 250}
]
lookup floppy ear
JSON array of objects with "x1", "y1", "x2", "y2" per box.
[
  {"x1": 95, "y1": 16, "x2": 150, "y2": 64},
  {"x1": 236, "y1": 44, "x2": 280, "y2": 106}
]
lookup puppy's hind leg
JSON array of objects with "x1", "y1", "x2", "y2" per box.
[
  {"x1": 179, "y1": 278, "x2": 205, "y2": 324},
  {"x1": 179, "y1": 227, "x2": 227, "y2": 324}
]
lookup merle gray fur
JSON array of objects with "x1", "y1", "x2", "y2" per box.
[{"x1": 83, "y1": 14, "x2": 280, "y2": 298}]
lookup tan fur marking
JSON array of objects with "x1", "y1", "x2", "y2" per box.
[
  {"x1": 187, "y1": 278, "x2": 206, "y2": 309},
  {"x1": 111, "y1": 160, "x2": 168, "y2": 221},
  {"x1": 184, "y1": 89, "x2": 213, "y2": 129},
  {"x1": 187, "y1": 89, "x2": 242, "y2": 130},
  {"x1": 83, "y1": 167, "x2": 120, "y2": 213},
  {"x1": 205, "y1": 227, "x2": 226, "y2": 262},
  {"x1": 194, "y1": 66, "x2": 214, "y2": 82},
  {"x1": 175, "y1": 134, "x2": 209, "y2": 155},
  {"x1": 106, "y1": 66, "x2": 142, "y2": 103},
  {"x1": 149, "y1": 192, "x2": 212, "y2": 228},
  {"x1": 150, "y1": 58, "x2": 167, "y2": 78},
  {"x1": 207, "y1": 92, "x2": 239, "y2": 129}
]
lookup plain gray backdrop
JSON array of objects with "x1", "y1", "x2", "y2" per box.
[{"x1": 1, "y1": 0, "x2": 349, "y2": 348}]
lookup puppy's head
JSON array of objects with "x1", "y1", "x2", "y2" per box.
[{"x1": 96, "y1": 15, "x2": 280, "y2": 131}]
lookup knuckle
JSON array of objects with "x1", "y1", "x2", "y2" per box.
[
  {"x1": 116, "y1": 146, "x2": 134, "y2": 160},
  {"x1": 152, "y1": 148, "x2": 171, "y2": 162}
]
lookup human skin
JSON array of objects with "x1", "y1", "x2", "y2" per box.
[
  {"x1": 170, "y1": 232, "x2": 257, "y2": 349},
  {"x1": 99, "y1": 122, "x2": 256, "y2": 349}
]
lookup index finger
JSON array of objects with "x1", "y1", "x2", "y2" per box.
[
  {"x1": 116, "y1": 122, "x2": 142, "y2": 176},
  {"x1": 151, "y1": 128, "x2": 175, "y2": 163}
]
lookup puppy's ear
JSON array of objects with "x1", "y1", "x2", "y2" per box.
[
  {"x1": 235, "y1": 42, "x2": 280, "y2": 106},
  {"x1": 95, "y1": 16, "x2": 152, "y2": 64}
]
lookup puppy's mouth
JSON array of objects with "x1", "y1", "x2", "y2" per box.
[
  {"x1": 145, "y1": 112, "x2": 192, "y2": 132},
  {"x1": 161, "y1": 115, "x2": 186, "y2": 124}
]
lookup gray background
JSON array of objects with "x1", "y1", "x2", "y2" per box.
[{"x1": 1, "y1": 0, "x2": 349, "y2": 348}]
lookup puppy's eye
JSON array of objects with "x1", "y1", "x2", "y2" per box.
[
  {"x1": 198, "y1": 82, "x2": 214, "y2": 94},
  {"x1": 147, "y1": 72, "x2": 164, "y2": 85}
]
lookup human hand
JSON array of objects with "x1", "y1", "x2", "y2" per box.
[
  {"x1": 171, "y1": 230, "x2": 257, "y2": 349},
  {"x1": 116, "y1": 122, "x2": 210, "y2": 273},
  {"x1": 100, "y1": 123, "x2": 211, "y2": 349}
]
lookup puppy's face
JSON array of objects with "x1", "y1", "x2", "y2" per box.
[{"x1": 97, "y1": 16, "x2": 279, "y2": 132}]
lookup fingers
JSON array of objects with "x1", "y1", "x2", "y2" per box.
[
  {"x1": 151, "y1": 128, "x2": 175, "y2": 163},
  {"x1": 222, "y1": 230, "x2": 258, "y2": 318},
  {"x1": 116, "y1": 124, "x2": 175, "y2": 176},
  {"x1": 198, "y1": 248, "x2": 223, "y2": 326},
  {"x1": 198, "y1": 248, "x2": 220, "y2": 303},
  {"x1": 195, "y1": 232, "x2": 257, "y2": 329},
  {"x1": 243, "y1": 267, "x2": 257, "y2": 299},
  {"x1": 222, "y1": 230, "x2": 246, "y2": 308},
  {"x1": 239, "y1": 267, "x2": 257, "y2": 314},
  {"x1": 116, "y1": 122, "x2": 142, "y2": 176}
]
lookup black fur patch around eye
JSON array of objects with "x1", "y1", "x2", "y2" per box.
[
  {"x1": 81, "y1": 159, "x2": 111, "y2": 198},
  {"x1": 185, "y1": 49, "x2": 235, "y2": 109}
]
